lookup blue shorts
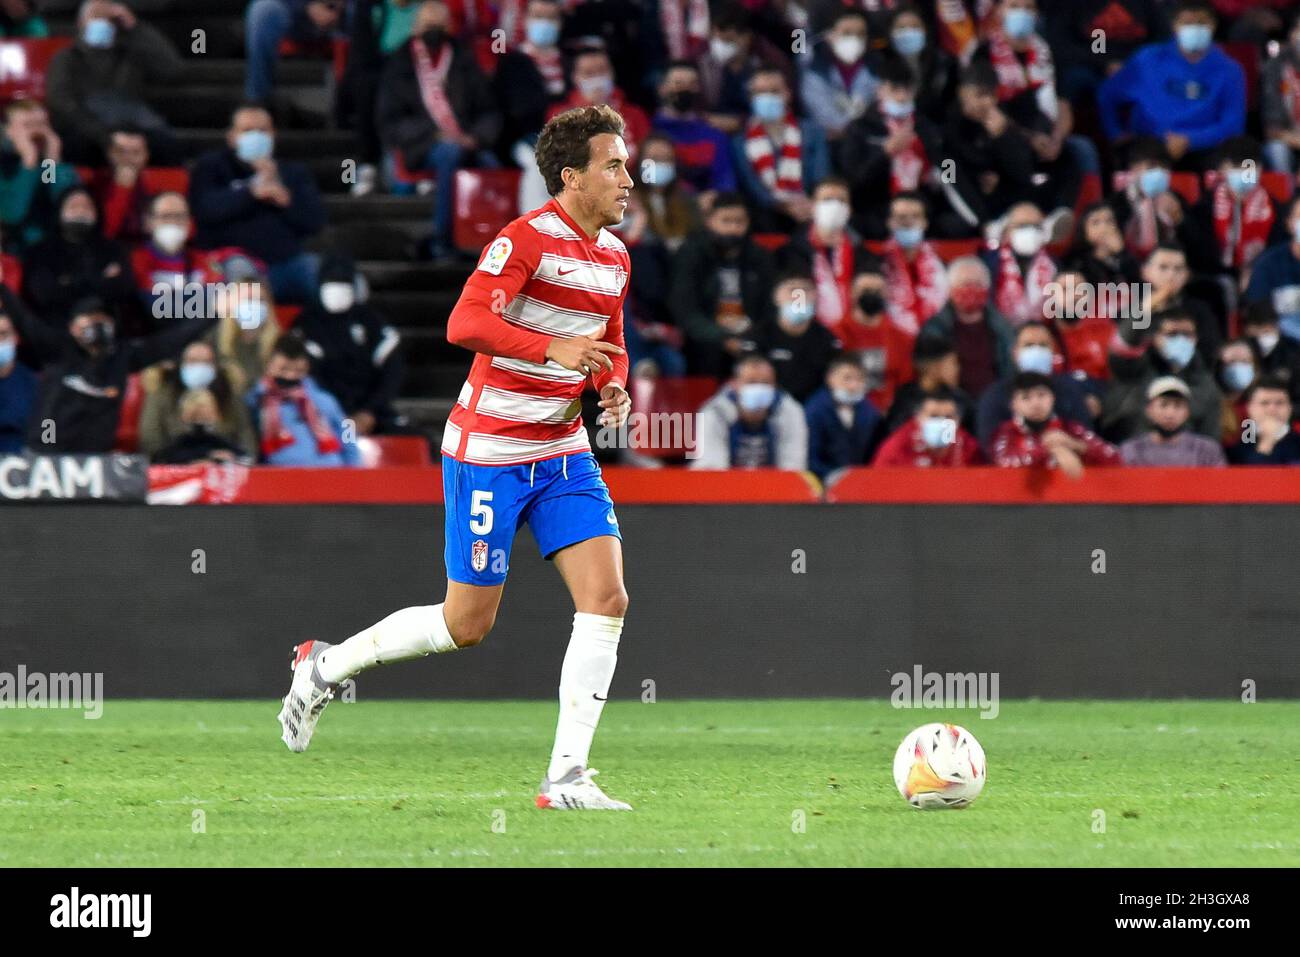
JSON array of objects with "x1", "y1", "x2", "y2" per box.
[{"x1": 442, "y1": 451, "x2": 622, "y2": 585}]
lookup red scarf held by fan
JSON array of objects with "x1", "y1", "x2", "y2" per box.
[
  {"x1": 935, "y1": 0, "x2": 996, "y2": 61},
  {"x1": 809, "y1": 224, "x2": 852, "y2": 326},
  {"x1": 742, "y1": 113, "x2": 803, "y2": 200},
  {"x1": 986, "y1": 29, "x2": 1054, "y2": 103},
  {"x1": 1210, "y1": 179, "x2": 1273, "y2": 271},
  {"x1": 258, "y1": 378, "x2": 342, "y2": 458},
  {"x1": 882, "y1": 238, "x2": 947, "y2": 335},
  {"x1": 411, "y1": 37, "x2": 467, "y2": 140},
  {"x1": 885, "y1": 115, "x2": 929, "y2": 193},
  {"x1": 994, "y1": 243, "x2": 1056, "y2": 325}
]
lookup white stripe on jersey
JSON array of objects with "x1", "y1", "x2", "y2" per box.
[
  {"x1": 440, "y1": 420, "x2": 462, "y2": 457},
  {"x1": 461, "y1": 427, "x2": 591, "y2": 466},
  {"x1": 456, "y1": 382, "x2": 472, "y2": 408},
  {"x1": 490, "y1": 355, "x2": 587, "y2": 383},
  {"x1": 535, "y1": 252, "x2": 626, "y2": 298},
  {"x1": 595, "y1": 228, "x2": 627, "y2": 253},
  {"x1": 528, "y1": 210, "x2": 582, "y2": 241},
  {"x1": 475, "y1": 384, "x2": 582, "y2": 425},
  {"x1": 502, "y1": 291, "x2": 608, "y2": 339}
]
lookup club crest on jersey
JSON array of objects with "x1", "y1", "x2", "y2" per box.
[
  {"x1": 478, "y1": 237, "x2": 512, "y2": 275},
  {"x1": 471, "y1": 539, "x2": 489, "y2": 572}
]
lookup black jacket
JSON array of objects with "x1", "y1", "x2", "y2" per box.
[
  {"x1": 668, "y1": 231, "x2": 776, "y2": 348},
  {"x1": 2, "y1": 285, "x2": 215, "y2": 453},
  {"x1": 296, "y1": 303, "x2": 404, "y2": 419},
  {"x1": 377, "y1": 38, "x2": 503, "y2": 168},
  {"x1": 21, "y1": 232, "x2": 136, "y2": 326},
  {"x1": 837, "y1": 106, "x2": 946, "y2": 238}
]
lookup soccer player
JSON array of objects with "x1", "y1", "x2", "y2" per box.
[{"x1": 277, "y1": 106, "x2": 636, "y2": 810}]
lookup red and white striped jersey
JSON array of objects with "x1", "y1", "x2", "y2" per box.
[{"x1": 442, "y1": 197, "x2": 630, "y2": 466}]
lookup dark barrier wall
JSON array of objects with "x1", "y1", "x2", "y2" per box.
[{"x1": 1, "y1": 504, "x2": 1297, "y2": 699}]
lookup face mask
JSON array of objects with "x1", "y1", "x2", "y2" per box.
[
  {"x1": 921, "y1": 416, "x2": 955, "y2": 448},
  {"x1": 1008, "y1": 224, "x2": 1044, "y2": 257},
  {"x1": 421, "y1": 28, "x2": 446, "y2": 48},
  {"x1": 1016, "y1": 343, "x2": 1054, "y2": 375},
  {"x1": 79, "y1": 321, "x2": 114, "y2": 350},
  {"x1": 713, "y1": 232, "x2": 744, "y2": 256},
  {"x1": 891, "y1": 27, "x2": 925, "y2": 57},
  {"x1": 737, "y1": 382, "x2": 776, "y2": 412},
  {"x1": 1221, "y1": 361, "x2": 1254, "y2": 392},
  {"x1": 950, "y1": 285, "x2": 989, "y2": 313},
  {"x1": 880, "y1": 97, "x2": 915, "y2": 119},
  {"x1": 82, "y1": 17, "x2": 115, "y2": 49},
  {"x1": 1292, "y1": 220, "x2": 1300, "y2": 244},
  {"x1": 830, "y1": 35, "x2": 865, "y2": 64},
  {"x1": 273, "y1": 375, "x2": 303, "y2": 391},
  {"x1": 812, "y1": 198, "x2": 849, "y2": 233},
  {"x1": 857, "y1": 291, "x2": 885, "y2": 315},
  {"x1": 236, "y1": 299, "x2": 268, "y2": 330},
  {"x1": 61, "y1": 218, "x2": 96, "y2": 243},
  {"x1": 1022, "y1": 414, "x2": 1050, "y2": 434},
  {"x1": 832, "y1": 386, "x2": 866, "y2": 405},
  {"x1": 1138, "y1": 167, "x2": 1170, "y2": 198},
  {"x1": 152, "y1": 223, "x2": 187, "y2": 254},
  {"x1": 0, "y1": 340, "x2": 15, "y2": 367},
  {"x1": 577, "y1": 74, "x2": 613, "y2": 102},
  {"x1": 780, "y1": 300, "x2": 815, "y2": 327},
  {"x1": 1159, "y1": 334, "x2": 1196, "y2": 368},
  {"x1": 1002, "y1": 8, "x2": 1036, "y2": 41},
  {"x1": 1176, "y1": 23, "x2": 1212, "y2": 55},
  {"x1": 892, "y1": 225, "x2": 923, "y2": 249},
  {"x1": 669, "y1": 90, "x2": 699, "y2": 113},
  {"x1": 1254, "y1": 331, "x2": 1280, "y2": 355},
  {"x1": 710, "y1": 37, "x2": 739, "y2": 62},
  {"x1": 525, "y1": 18, "x2": 559, "y2": 47},
  {"x1": 180, "y1": 362, "x2": 217, "y2": 391},
  {"x1": 1225, "y1": 169, "x2": 1251, "y2": 197},
  {"x1": 646, "y1": 161, "x2": 675, "y2": 187},
  {"x1": 751, "y1": 92, "x2": 785, "y2": 123},
  {"x1": 320, "y1": 282, "x2": 356, "y2": 314},
  {"x1": 235, "y1": 129, "x2": 273, "y2": 164}
]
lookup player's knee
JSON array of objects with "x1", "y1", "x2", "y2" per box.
[
  {"x1": 586, "y1": 586, "x2": 628, "y2": 619},
  {"x1": 447, "y1": 612, "x2": 496, "y2": 648}
]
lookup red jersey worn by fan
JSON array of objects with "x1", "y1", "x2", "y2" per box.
[
  {"x1": 443, "y1": 197, "x2": 630, "y2": 466},
  {"x1": 990, "y1": 416, "x2": 1120, "y2": 468}
]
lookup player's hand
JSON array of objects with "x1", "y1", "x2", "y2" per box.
[
  {"x1": 545, "y1": 336, "x2": 623, "y2": 375},
  {"x1": 598, "y1": 384, "x2": 631, "y2": 428}
]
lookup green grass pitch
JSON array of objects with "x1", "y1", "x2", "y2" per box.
[{"x1": 2, "y1": 699, "x2": 1297, "y2": 867}]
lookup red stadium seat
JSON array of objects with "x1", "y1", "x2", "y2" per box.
[
  {"x1": 389, "y1": 148, "x2": 435, "y2": 187},
  {"x1": 0, "y1": 252, "x2": 21, "y2": 293},
  {"x1": 276, "y1": 36, "x2": 350, "y2": 82},
  {"x1": 453, "y1": 168, "x2": 521, "y2": 252},
  {"x1": 141, "y1": 167, "x2": 190, "y2": 195},
  {"x1": 864, "y1": 238, "x2": 981, "y2": 261},
  {"x1": 1260, "y1": 171, "x2": 1294, "y2": 204},
  {"x1": 274, "y1": 304, "x2": 301, "y2": 331},
  {"x1": 0, "y1": 37, "x2": 71, "y2": 104},
  {"x1": 751, "y1": 232, "x2": 789, "y2": 252},
  {"x1": 1075, "y1": 172, "x2": 1102, "y2": 212},
  {"x1": 114, "y1": 373, "x2": 144, "y2": 453},
  {"x1": 356, "y1": 435, "x2": 433, "y2": 468},
  {"x1": 1222, "y1": 42, "x2": 1260, "y2": 113},
  {"x1": 628, "y1": 375, "x2": 719, "y2": 460}
]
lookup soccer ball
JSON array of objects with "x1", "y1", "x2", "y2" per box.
[{"x1": 893, "y1": 723, "x2": 986, "y2": 809}]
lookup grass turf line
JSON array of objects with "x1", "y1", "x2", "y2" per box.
[{"x1": 1, "y1": 700, "x2": 1297, "y2": 867}]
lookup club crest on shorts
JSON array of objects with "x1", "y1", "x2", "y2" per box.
[
  {"x1": 471, "y1": 539, "x2": 489, "y2": 572},
  {"x1": 478, "y1": 236, "x2": 512, "y2": 275}
]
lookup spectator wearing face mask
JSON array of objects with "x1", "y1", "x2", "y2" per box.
[
  {"x1": 1062, "y1": 201, "x2": 1142, "y2": 290},
  {"x1": 1241, "y1": 301, "x2": 1300, "y2": 409},
  {"x1": 883, "y1": 333, "x2": 973, "y2": 436},
  {"x1": 296, "y1": 253, "x2": 407, "y2": 436},
  {"x1": 992, "y1": 371, "x2": 1119, "y2": 477},
  {"x1": 1045, "y1": 269, "x2": 1117, "y2": 384},
  {"x1": 190, "y1": 104, "x2": 326, "y2": 303},
  {"x1": 799, "y1": 10, "x2": 878, "y2": 143},
  {"x1": 1101, "y1": 310, "x2": 1222, "y2": 442},
  {"x1": 0, "y1": 310, "x2": 37, "y2": 453},
  {"x1": 805, "y1": 353, "x2": 883, "y2": 479},
  {"x1": 699, "y1": 3, "x2": 795, "y2": 135},
  {"x1": 691, "y1": 354, "x2": 807, "y2": 469},
  {"x1": 153, "y1": 388, "x2": 253, "y2": 465},
  {"x1": 546, "y1": 47, "x2": 651, "y2": 167},
  {"x1": 920, "y1": 256, "x2": 1014, "y2": 400},
  {"x1": 830, "y1": 264, "x2": 914, "y2": 412},
  {"x1": 209, "y1": 258, "x2": 281, "y2": 395},
  {"x1": 1214, "y1": 337, "x2": 1259, "y2": 446},
  {"x1": 1243, "y1": 193, "x2": 1300, "y2": 343},
  {"x1": 493, "y1": 0, "x2": 568, "y2": 153},
  {"x1": 872, "y1": 387, "x2": 981, "y2": 467},
  {"x1": 21, "y1": 186, "x2": 136, "y2": 327},
  {"x1": 882, "y1": 6, "x2": 959, "y2": 125},
  {"x1": 731, "y1": 66, "x2": 829, "y2": 233},
  {"x1": 0, "y1": 289, "x2": 216, "y2": 454},
  {"x1": 633, "y1": 132, "x2": 699, "y2": 255},
  {"x1": 1128, "y1": 242, "x2": 1222, "y2": 366},
  {"x1": 0, "y1": 100, "x2": 80, "y2": 252},
  {"x1": 670, "y1": 193, "x2": 774, "y2": 378},
  {"x1": 975, "y1": 320, "x2": 1091, "y2": 454},
  {"x1": 132, "y1": 192, "x2": 247, "y2": 324},
  {"x1": 248, "y1": 334, "x2": 360, "y2": 467},
  {"x1": 1227, "y1": 377, "x2": 1300, "y2": 464},
  {"x1": 775, "y1": 178, "x2": 871, "y2": 328},
  {"x1": 1190, "y1": 137, "x2": 1288, "y2": 282},
  {"x1": 755, "y1": 272, "x2": 841, "y2": 402},
  {"x1": 138, "y1": 339, "x2": 256, "y2": 459},
  {"x1": 1110, "y1": 137, "x2": 1207, "y2": 263},
  {"x1": 1097, "y1": 0, "x2": 1244, "y2": 171},
  {"x1": 838, "y1": 57, "x2": 946, "y2": 241},
  {"x1": 46, "y1": 0, "x2": 185, "y2": 166},
  {"x1": 652, "y1": 60, "x2": 737, "y2": 204},
  {"x1": 83, "y1": 128, "x2": 153, "y2": 243},
  {"x1": 1120, "y1": 376, "x2": 1226, "y2": 466},
  {"x1": 880, "y1": 191, "x2": 948, "y2": 335},
  {"x1": 981, "y1": 202, "x2": 1057, "y2": 327}
]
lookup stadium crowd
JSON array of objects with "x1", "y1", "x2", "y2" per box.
[{"x1": 2, "y1": 0, "x2": 1300, "y2": 476}]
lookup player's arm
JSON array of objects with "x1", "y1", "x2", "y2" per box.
[{"x1": 593, "y1": 281, "x2": 632, "y2": 427}]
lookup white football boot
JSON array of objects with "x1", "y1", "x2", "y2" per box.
[
  {"x1": 536, "y1": 767, "x2": 632, "y2": 810},
  {"x1": 277, "y1": 640, "x2": 337, "y2": 752}
]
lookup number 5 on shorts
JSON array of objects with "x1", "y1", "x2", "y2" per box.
[{"x1": 469, "y1": 490, "x2": 494, "y2": 534}]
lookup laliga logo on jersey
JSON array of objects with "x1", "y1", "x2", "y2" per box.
[
  {"x1": 478, "y1": 237, "x2": 513, "y2": 276},
  {"x1": 471, "y1": 539, "x2": 489, "y2": 572}
]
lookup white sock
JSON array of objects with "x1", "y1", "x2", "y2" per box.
[
  {"x1": 316, "y1": 604, "x2": 458, "y2": 684},
  {"x1": 547, "y1": 612, "x2": 622, "y2": 781}
]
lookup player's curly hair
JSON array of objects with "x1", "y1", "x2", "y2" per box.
[{"x1": 534, "y1": 105, "x2": 626, "y2": 197}]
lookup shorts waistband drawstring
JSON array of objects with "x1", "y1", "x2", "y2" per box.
[
  {"x1": 529, "y1": 456, "x2": 568, "y2": 488},
  {"x1": 529, "y1": 461, "x2": 536, "y2": 488},
  {"x1": 563, "y1": 455, "x2": 568, "y2": 480}
]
